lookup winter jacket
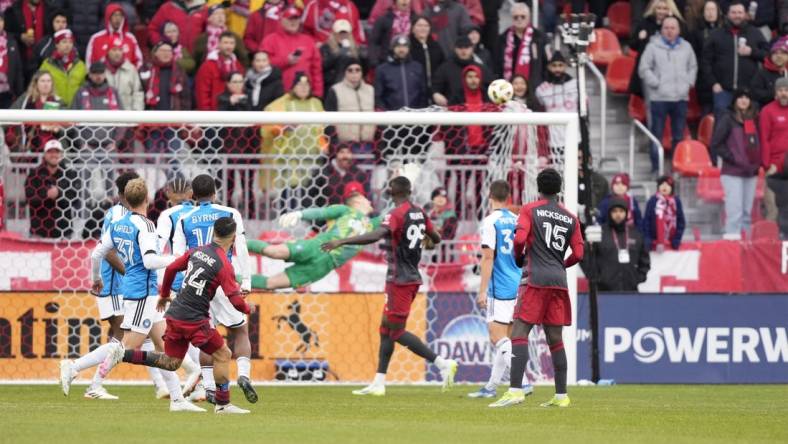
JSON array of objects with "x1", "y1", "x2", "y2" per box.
[
  {"x1": 369, "y1": 9, "x2": 416, "y2": 66},
  {"x1": 205, "y1": 0, "x2": 267, "y2": 37},
  {"x1": 597, "y1": 194, "x2": 643, "y2": 228},
  {"x1": 244, "y1": 66, "x2": 284, "y2": 111},
  {"x1": 642, "y1": 195, "x2": 686, "y2": 250},
  {"x1": 712, "y1": 110, "x2": 762, "y2": 177},
  {"x1": 409, "y1": 35, "x2": 445, "y2": 93},
  {"x1": 689, "y1": 20, "x2": 722, "y2": 107},
  {"x1": 593, "y1": 221, "x2": 651, "y2": 292},
  {"x1": 324, "y1": 79, "x2": 376, "y2": 142},
  {"x1": 261, "y1": 29, "x2": 324, "y2": 97},
  {"x1": 432, "y1": 54, "x2": 492, "y2": 105},
  {"x1": 192, "y1": 31, "x2": 249, "y2": 67},
  {"x1": 24, "y1": 160, "x2": 80, "y2": 238},
  {"x1": 701, "y1": 21, "x2": 769, "y2": 92},
  {"x1": 759, "y1": 99, "x2": 788, "y2": 172},
  {"x1": 31, "y1": 34, "x2": 56, "y2": 73},
  {"x1": 39, "y1": 55, "x2": 87, "y2": 106},
  {"x1": 301, "y1": 0, "x2": 366, "y2": 44},
  {"x1": 148, "y1": 0, "x2": 208, "y2": 51},
  {"x1": 535, "y1": 72, "x2": 578, "y2": 147},
  {"x1": 8, "y1": 93, "x2": 65, "y2": 152},
  {"x1": 4, "y1": 0, "x2": 57, "y2": 72},
  {"x1": 106, "y1": 60, "x2": 143, "y2": 110},
  {"x1": 242, "y1": 1, "x2": 284, "y2": 54},
  {"x1": 374, "y1": 55, "x2": 427, "y2": 110},
  {"x1": 0, "y1": 33, "x2": 25, "y2": 98},
  {"x1": 85, "y1": 3, "x2": 144, "y2": 69},
  {"x1": 493, "y1": 25, "x2": 547, "y2": 88},
  {"x1": 424, "y1": 0, "x2": 472, "y2": 57},
  {"x1": 638, "y1": 35, "x2": 697, "y2": 102},
  {"x1": 217, "y1": 89, "x2": 260, "y2": 157},
  {"x1": 426, "y1": 204, "x2": 458, "y2": 240},
  {"x1": 719, "y1": 0, "x2": 777, "y2": 29},
  {"x1": 139, "y1": 61, "x2": 192, "y2": 110},
  {"x1": 781, "y1": 0, "x2": 788, "y2": 34},
  {"x1": 309, "y1": 159, "x2": 370, "y2": 206},
  {"x1": 70, "y1": 80, "x2": 124, "y2": 144},
  {"x1": 319, "y1": 41, "x2": 366, "y2": 96},
  {"x1": 579, "y1": 170, "x2": 610, "y2": 222},
  {"x1": 194, "y1": 51, "x2": 244, "y2": 110},
  {"x1": 751, "y1": 58, "x2": 788, "y2": 108}
]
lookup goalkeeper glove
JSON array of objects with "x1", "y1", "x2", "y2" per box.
[{"x1": 278, "y1": 211, "x2": 303, "y2": 228}]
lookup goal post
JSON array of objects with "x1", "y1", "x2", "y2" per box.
[{"x1": 0, "y1": 109, "x2": 580, "y2": 385}]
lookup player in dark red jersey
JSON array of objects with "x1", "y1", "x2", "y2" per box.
[
  {"x1": 99, "y1": 217, "x2": 252, "y2": 414},
  {"x1": 489, "y1": 168, "x2": 584, "y2": 408},
  {"x1": 322, "y1": 176, "x2": 459, "y2": 396}
]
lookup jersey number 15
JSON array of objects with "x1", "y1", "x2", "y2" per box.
[{"x1": 542, "y1": 222, "x2": 567, "y2": 251}]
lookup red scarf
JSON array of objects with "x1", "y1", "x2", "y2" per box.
[
  {"x1": 52, "y1": 48, "x2": 77, "y2": 71},
  {"x1": 205, "y1": 24, "x2": 226, "y2": 55},
  {"x1": 144, "y1": 60, "x2": 183, "y2": 107},
  {"x1": 503, "y1": 26, "x2": 534, "y2": 81},
  {"x1": 462, "y1": 65, "x2": 485, "y2": 148},
  {"x1": 208, "y1": 50, "x2": 238, "y2": 79},
  {"x1": 655, "y1": 193, "x2": 677, "y2": 247},
  {"x1": 22, "y1": 0, "x2": 45, "y2": 57},
  {"x1": 391, "y1": 9, "x2": 410, "y2": 38},
  {"x1": 80, "y1": 83, "x2": 120, "y2": 110},
  {"x1": 0, "y1": 31, "x2": 8, "y2": 75},
  {"x1": 106, "y1": 56, "x2": 124, "y2": 74}
]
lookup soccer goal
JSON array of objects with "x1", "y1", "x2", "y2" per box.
[{"x1": 0, "y1": 108, "x2": 579, "y2": 386}]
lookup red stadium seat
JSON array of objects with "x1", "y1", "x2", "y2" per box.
[
  {"x1": 751, "y1": 220, "x2": 779, "y2": 240},
  {"x1": 456, "y1": 234, "x2": 480, "y2": 265},
  {"x1": 607, "y1": 2, "x2": 631, "y2": 38},
  {"x1": 698, "y1": 114, "x2": 715, "y2": 149},
  {"x1": 673, "y1": 140, "x2": 717, "y2": 177},
  {"x1": 588, "y1": 28, "x2": 623, "y2": 67},
  {"x1": 696, "y1": 171, "x2": 724, "y2": 202},
  {"x1": 606, "y1": 55, "x2": 636, "y2": 94},
  {"x1": 687, "y1": 88, "x2": 701, "y2": 123},
  {"x1": 628, "y1": 94, "x2": 646, "y2": 122}
]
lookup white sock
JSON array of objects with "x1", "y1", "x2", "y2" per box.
[
  {"x1": 202, "y1": 366, "x2": 216, "y2": 391},
  {"x1": 555, "y1": 393, "x2": 567, "y2": 400},
  {"x1": 509, "y1": 387, "x2": 524, "y2": 394},
  {"x1": 141, "y1": 339, "x2": 166, "y2": 390},
  {"x1": 73, "y1": 343, "x2": 113, "y2": 372},
  {"x1": 187, "y1": 345, "x2": 201, "y2": 368},
  {"x1": 160, "y1": 370, "x2": 184, "y2": 402},
  {"x1": 181, "y1": 353, "x2": 199, "y2": 375},
  {"x1": 236, "y1": 356, "x2": 251, "y2": 379},
  {"x1": 485, "y1": 338, "x2": 511, "y2": 391},
  {"x1": 372, "y1": 373, "x2": 386, "y2": 386},
  {"x1": 434, "y1": 356, "x2": 449, "y2": 370}
]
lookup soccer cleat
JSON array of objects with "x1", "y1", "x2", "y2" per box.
[
  {"x1": 181, "y1": 368, "x2": 201, "y2": 397},
  {"x1": 188, "y1": 384, "x2": 207, "y2": 402},
  {"x1": 467, "y1": 387, "x2": 497, "y2": 398},
  {"x1": 84, "y1": 387, "x2": 119, "y2": 400},
  {"x1": 169, "y1": 399, "x2": 207, "y2": 412},
  {"x1": 205, "y1": 389, "x2": 216, "y2": 405},
  {"x1": 439, "y1": 359, "x2": 458, "y2": 392},
  {"x1": 237, "y1": 376, "x2": 258, "y2": 404},
  {"x1": 59, "y1": 360, "x2": 76, "y2": 396},
  {"x1": 488, "y1": 390, "x2": 526, "y2": 408},
  {"x1": 97, "y1": 342, "x2": 124, "y2": 379},
  {"x1": 540, "y1": 395, "x2": 571, "y2": 408},
  {"x1": 351, "y1": 384, "x2": 385, "y2": 396},
  {"x1": 156, "y1": 387, "x2": 170, "y2": 400},
  {"x1": 215, "y1": 403, "x2": 251, "y2": 414}
]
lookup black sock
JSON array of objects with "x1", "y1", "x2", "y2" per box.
[
  {"x1": 509, "y1": 340, "x2": 529, "y2": 389},
  {"x1": 396, "y1": 331, "x2": 438, "y2": 362},
  {"x1": 551, "y1": 343, "x2": 568, "y2": 394},
  {"x1": 123, "y1": 349, "x2": 160, "y2": 367},
  {"x1": 376, "y1": 334, "x2": 395, "y2": 374}
]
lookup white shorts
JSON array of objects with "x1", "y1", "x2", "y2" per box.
[
  {"x1": 120, "y1": 296, "x2": 164, "y2": 334},
  {"x1": 486, "y1": 297, "x2": 516, "y2": 324},
  {"x1": 96, "y1": 294, "x2": 124, "y2": 320},
  {"x1": 209, "y1": 287, "x2": 247, "y2": 328}
]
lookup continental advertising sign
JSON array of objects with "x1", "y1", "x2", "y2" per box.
[{"x1": 0, "y1": 292, "x2": 426, "y2": 383}]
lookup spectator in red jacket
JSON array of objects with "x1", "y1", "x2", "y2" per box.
[
  {"x1": 243, "y1": 0, "x2": 287, "y2": 54},
  {"x1": 140, "y1": 41, "x2": 191, "y2": 111},
  {"x1": 195, "y1": 31, "x2": 244, "y2": 110},
  {"x1": 761, "y1": 77, "x2": 788, "y2": 226},
  {"x1": 261, "y1": 6, "x2": 323, "y2": 97},
  {"x1": 85, "y1": 3, "x2": 143, "y2": 69},
  {"x1": 301, "y1": 0, "x2": 366, "y2": 45},
  {"x1": 148, "y1": 0, "x2": 208, "y2": 52},
  {"x1": 193, "y1": 4, "x2": 249, "y2": 66},
  {"x1": 24, "y1": 139, "x2": 80, "y2": 239}
]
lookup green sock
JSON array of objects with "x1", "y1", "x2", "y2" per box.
[
  {"x1": 247, "y1": 239, "x2": 269, "y2": 254},
  {"x1": 251, "y1": 275, "x2": 268, "y2": 289}
]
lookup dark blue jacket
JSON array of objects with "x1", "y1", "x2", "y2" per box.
[
  {"x1": 642, "y1": 195, "x2": 686, "y2": 250},
  {"x1": 597, "y1": 194, "x2": 643, "y2": 228},
  {"x1": 374, "y1": 56, "x2": 427, "y2": 111}
]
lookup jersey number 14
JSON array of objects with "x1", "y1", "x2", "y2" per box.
[{"x1": 184, "y1": 261, "x2": 207, "y2": 295}]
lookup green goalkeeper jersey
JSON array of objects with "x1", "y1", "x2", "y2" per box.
[{"x1": 301, "y1": 205, "x2": 382, "y2": 266}]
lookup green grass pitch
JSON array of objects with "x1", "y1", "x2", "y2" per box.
[{"x1": 1, "y1": 385, "x2": 786, "y2": 444}]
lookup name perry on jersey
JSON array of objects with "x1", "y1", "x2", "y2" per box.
[
  {"x1": 193, "y1": 250, "x2": 217, "y2": 267},
  {"x1": 536, "y1": 208, "x2": 573, "y2": 224},
  {"x1": 113, "y1": 224, "x2": 134, "y2": 234}
]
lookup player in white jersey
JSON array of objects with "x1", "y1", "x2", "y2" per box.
[
  {"x1": 58, "y1": 172, "x2": 137, "y2": 400},
  {"x1": 81, "y1": 179, "x2": 203, "y2": 412},
  {"x1": 172, "y1": 174, "x2": 255, "y2": 404},
  {"x1": 467, "y1": 180, "x2": 534, "y2": 398}
]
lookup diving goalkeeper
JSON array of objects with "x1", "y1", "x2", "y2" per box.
[{"x1": 247, "y1": 182, "x2": 382, "y2": 290}]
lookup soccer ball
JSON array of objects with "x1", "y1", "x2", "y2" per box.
[{"x1": 487, "y1": 79, "x2": 514, "y2": 104}]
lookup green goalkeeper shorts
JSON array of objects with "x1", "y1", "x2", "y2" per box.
[{"x1": 284, "y1": 239, "x2": 336, "y2": 288}]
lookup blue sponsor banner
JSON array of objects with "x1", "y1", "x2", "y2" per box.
[{"x1": 577, "y1": 293, "x2": 788, "y2": 383}]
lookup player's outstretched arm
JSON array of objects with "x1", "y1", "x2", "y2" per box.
[
  {"x1": 160, "y1": 251, "x2": 191, "y2": 301},
  {"x1": 321, "y1": 226, "x2": 389, "y2": 251}
]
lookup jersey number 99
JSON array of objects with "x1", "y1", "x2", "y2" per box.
[{"x1": 406, "y1": 223, "x2": 426, "y2": 249}]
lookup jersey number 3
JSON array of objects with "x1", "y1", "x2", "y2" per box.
[
  {"x1": 542, "y1": 222, "x2": 567, "y2": 251},
  {"x1": 184, "y1": 262, "x2": 207, "y2": 295}
]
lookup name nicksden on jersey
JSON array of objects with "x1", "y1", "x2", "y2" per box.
[
  {"x1": 536, "y1": 209, "x2": 572, "y2": 224},
  {"x1": 194, "y1": 251, "x2": 217, "y2": 267}
]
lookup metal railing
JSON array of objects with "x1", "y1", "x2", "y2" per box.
[
  {"x1": 629, "y1": 119, "x2": 664, "y2": 177},
  {"x1": 585, "y1": 62, "x2": 607, "y2": 158}
]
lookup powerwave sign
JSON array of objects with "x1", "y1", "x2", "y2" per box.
[{"x1": 576, "y1": 294, "x2": 788, "y2": 383}]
